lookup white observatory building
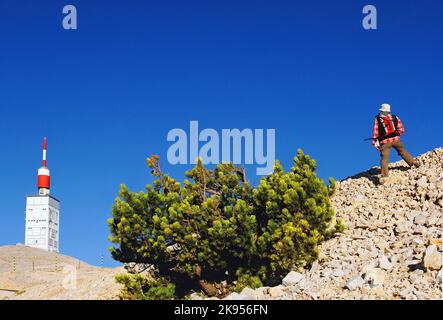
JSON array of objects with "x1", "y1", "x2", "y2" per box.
[{"x1": 25, "y1": 137, "x2": 60, "y2": 252}]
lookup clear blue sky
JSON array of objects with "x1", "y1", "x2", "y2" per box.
[{"x1": 0, "y1": 1, "x2": 442, "y2": 266}]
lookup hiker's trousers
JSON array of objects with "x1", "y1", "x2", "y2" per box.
[{"x1": 380, "y1": 139, "x2": 415, "y2": 177}]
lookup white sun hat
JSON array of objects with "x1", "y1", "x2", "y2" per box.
[{"x1": 379, "y1": 103, "x2": 391, "y2": 112}]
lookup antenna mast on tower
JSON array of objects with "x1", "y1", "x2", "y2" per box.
[{"x1": 37, "y1": 137, "x2": 50, "y2": 195}]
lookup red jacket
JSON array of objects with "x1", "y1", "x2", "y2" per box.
[{"x1": 372, "y1": 115, "x2": 405, "y2": 149}]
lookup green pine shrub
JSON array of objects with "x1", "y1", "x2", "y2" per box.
[{"x1": 108, "y1": 150, "x2": 344, "y2": 299}]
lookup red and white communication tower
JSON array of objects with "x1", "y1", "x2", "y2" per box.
[
  {"x1": 25, "y1": 137, "x2": 60, "y2": 252},
  {"x1": 38, "y1": 137, "x2": 50, "y2": 195}
]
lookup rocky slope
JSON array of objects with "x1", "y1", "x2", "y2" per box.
[
  {"x1": 195, "y1": 147, "x2": 443, "y2": 300},
  {"x1": 0, "y1": 245, "x2": 124, "y2": 300}
]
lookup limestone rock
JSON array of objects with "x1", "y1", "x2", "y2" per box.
[
  {"x1": 423, "y1": 245, "x2": 442, "y2": 271},
  {"x1": 268, "y1": 286, "x2": 285, "y2": 298},
  {"x1": 394, "y1": 220, "x2": 409, "y2": 234},
  {"x1": 282, "y1": 271, "x2": 304, "y2": 287},
  {"x1": 345, "y1": 276, "x2": 364, "y2": 291},
  {"x1": 378, "y1": 256, "x2": 393, "y2": 271},
  {"x1": 239, "y1": 287, "x2": 258, "y2": 300},
  {"x1": 310, "y1": 261, "x2": 319, "y2": 273},
  {"x1": 190, "y1": 292, "x2": 203, "y2": 300},
  {"x1": 414, "y1": 213, "x2": 427, "y2": 225},
  {"x1": 363, "y1": 268, "x2": 386, "y2": 287},
  {"x1": 223, "y1": 292, "x2": 242, "y2": 300},
  {"x1": 416, "y1": 176, "x2": 427, "y2": 188}
]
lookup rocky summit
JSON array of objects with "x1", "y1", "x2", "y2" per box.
[
  {"x1": 0, "y1": 245, "x2": 124, "y2": 300},
  {"x1": 196, "y1": 147, "x2": 443, "y2": 300}
]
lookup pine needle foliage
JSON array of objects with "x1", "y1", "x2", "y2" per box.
[{"x1": 108, "y1": 150, "x2": 344, "y2": 299}]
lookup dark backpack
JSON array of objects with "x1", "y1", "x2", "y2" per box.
[{"x1": 376, "y1": 114, "x2": 399, "y2": 141}]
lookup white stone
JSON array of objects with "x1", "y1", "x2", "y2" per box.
[
  {"x1": 395, "y1": 221, "x2": 409, "y2": 233},
  {"x1": 414, "y1": 291, "x2": 425, "y2": 300},
  {"x1": 345, "y1": 276, "x2": 364, "y2": 291},
  {"x1": 282, "y1": 271, "x2": 305, "y2": 287},
  {"x1": 416, "y1": 176, "x2": 427, "y2": 188},
  {"x1": 223, "y1": 292, "x2": 243, "y2": 300},
  {"x1": 378, "y1": 256, "x2": 393, "y2": 271},
  {"x1": 268, "y1": 286, "x2": 285, "y2": 298},
  {"x1": 364, "y1": 268, "x2": 386, "y2": 287},
  {"x1": 190, "y1": 292, "x2": 203, "y2": 300},
  {"x1": 355, "y1": 194, "x2": 365, "y2": 203},
  {"x1": 414, "y1": 213, "x2": 427, "y2": 225},
  {"x1": 254, "y1": 287, "x2": 270, "y2": 296},
  {"x1": 412, "y1": 238, "x2": 424, "y2": 246},
  {"x1": 333, "y1": 268, "x2": 345, "y2": 277},
  {"x1": 239, "y1": 287, "x2": 257, "y2": 299},
  {"x1": 423, "y1": 245, "x2": 442, "y2": 270},
  {"x1": 426, "y1": 214, "x2": 439, "y2": 226},
  {"x1": 322, "y1": 270, "x2": 332, "y2": 279},
  {"x1": 361, "y1": 263, "x2": 377, "y2": 275},
  {"x1": 310, "y1": 261, "x2": 319, "y2": 273},
  {"x1": 399, "y1": 287, "x2": 412, "y2": 299}
]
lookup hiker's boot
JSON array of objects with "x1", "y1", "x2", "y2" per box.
[
  {"x1": 413, "y1": 159, "x2": 421, "y2": 168},
  {"x1": 379, "y1": 176, "x2": 388, "y2": 185}
]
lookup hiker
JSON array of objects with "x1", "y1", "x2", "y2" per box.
[{"x1": 372, "y1": 103, "x2": 420, "y2": 184}]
